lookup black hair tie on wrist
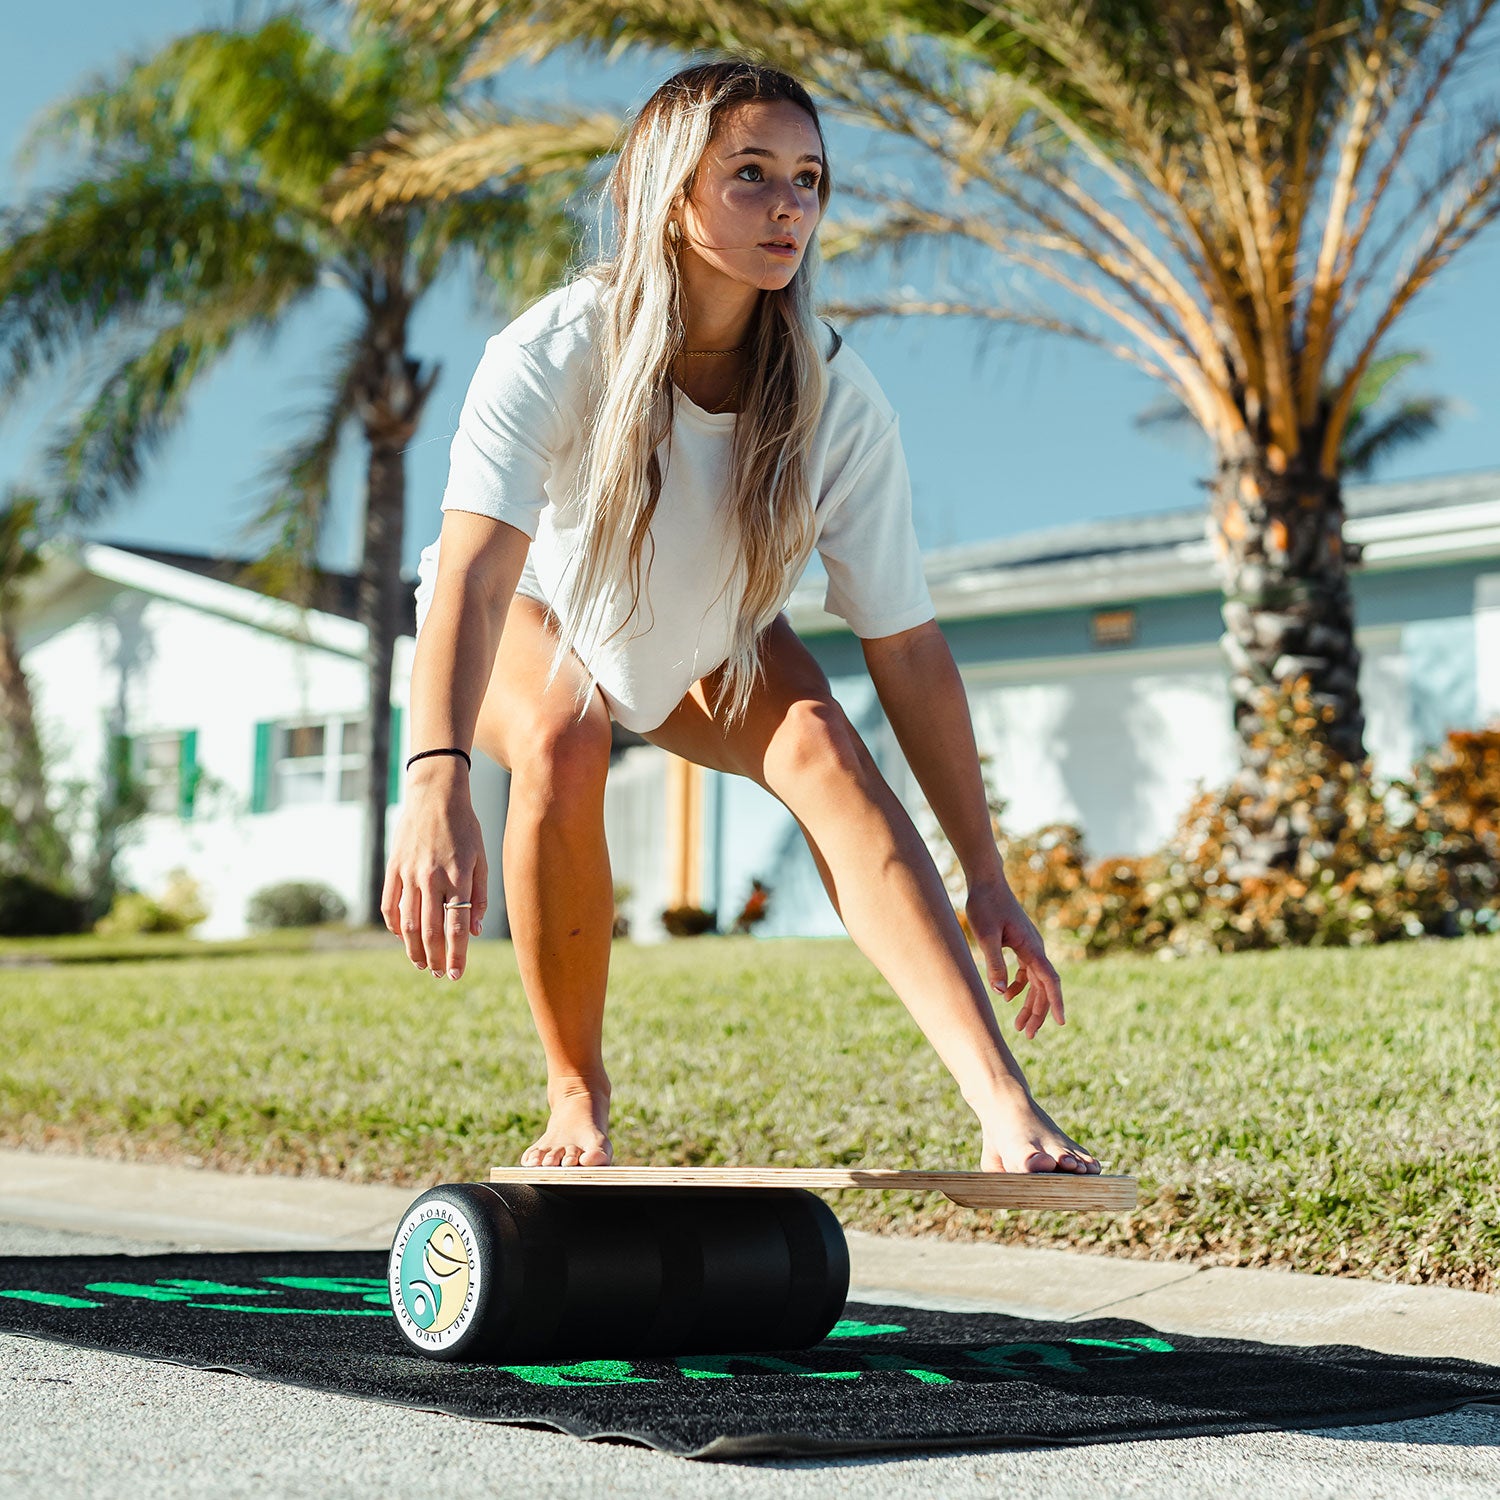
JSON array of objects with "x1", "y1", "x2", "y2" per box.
[{"x1": 406, "y1": 747, "x2": 472, "y2": 772}]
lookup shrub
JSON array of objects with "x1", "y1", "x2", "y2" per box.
[
  {"x1": 93, "y1": 866, "x2": 210, "y2": 938},
  {"x1": 94, "y1": 890, "x2": 175, "y2": 938},
  {"x1": 939, "y1": 681, "x2": 1500, "y2": 958},
  {"x1": 0, "y1": 871, "x2": 89, "y2": 937},
  {"x1": 612, "y1": 882, "x2": 632, "y2": 940},
  {"x1": 661, "y1": 904, "x2": 718, "y2": 937},
  {"x1": 1412, "y1": 727, "x2": 1500, "y2": 935},
  {"x1": 246, "y1": 879, "x2": 348, "y2": 931},
  {"x1": 730, "y1": 878, "x2": 772, "y2": 934}
]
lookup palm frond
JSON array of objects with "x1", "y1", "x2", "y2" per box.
[
  {"x1": 821, "y1": 291, "x2": 1181, "y2": 393},
  {"x1": 412, "y1": 177, "x2": 592, "y2": 312},
  {"x1": 39, "y1": 271, "x2": 320, "y2": 530},
  {"x1": 1134, "y1": 394, "x2": 1192, "y2": 429},
  {"x1": 20, "y1": 15, "x2": 445, "y2": 210},
  {"x1": 0, "y1": 491, "x2": 49, "y2": 595},
  {"x1": 1346, "y1": 349, "x2": 1427, "y2": 423},
  {"x1": 1341, "y1": 397, "x2": 1450, "y2": 480},
  {"x1": 822, "y1": 179, "x2": 1227, "y2": 433},
  {"x1": 1137, "y1": 344, "x2": 1450, "y2": 476},
  {"x1": 1324, "y1": 112, "x2": 1500, "y2": 470},
  {"x1": 411, "y1": 0, "x2": 998, "y2": 150},
  {"x1": 0, "y1": 165, "x2": 318, "y2": 410},
  {"x1": 1323, "y1": 0, "x2": 1496, "y2": 345},
  {"x1": 327, "y1": 103, "x2": 624, "y2": 219},
  {"x1": 228, "y1": 331, "x2": 371, "y2": 613}
]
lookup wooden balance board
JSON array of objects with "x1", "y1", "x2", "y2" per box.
[{"x1": 487, "y1": 1166, "x2": 1137, "y2": 1211}]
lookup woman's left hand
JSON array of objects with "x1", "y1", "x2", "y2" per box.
[{"x1": 964, "y1": 875, "x2": 1065, "y2": 1039}]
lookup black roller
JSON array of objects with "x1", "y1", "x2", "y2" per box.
[{"x1": 388, "y1": 1182, "x2": 849, "y2": 1362}]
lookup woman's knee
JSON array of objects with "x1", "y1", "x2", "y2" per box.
[
  {"x1": 762, "y1": 695, "x2": 869, "y2": 798},
  {"x1": 508, "y1": 701, "x2": 612, "y2": 810}
]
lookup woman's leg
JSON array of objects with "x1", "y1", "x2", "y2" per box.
[
  {"x1": 641, "y1": 614, "x2": 1098, "y2": 1174},
  {"x1": 472, "y1": 592, "x2": 615, "y2": 1167}
]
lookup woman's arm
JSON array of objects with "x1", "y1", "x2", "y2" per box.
[
  {"x1": 861, "y1": 620, "x2": 1001, "y2": 886},
  {"x1": 861, "y1": 620, "x2": 1065, "y2": 1035}
]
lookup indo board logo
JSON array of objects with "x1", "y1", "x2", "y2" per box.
[{"x1": 390, "y1": 1201, "x2": 481, "y2": 1349}]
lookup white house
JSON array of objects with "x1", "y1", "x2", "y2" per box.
[{"x1": 10, "y1": 467, "x2": 1499, "y2": 941}]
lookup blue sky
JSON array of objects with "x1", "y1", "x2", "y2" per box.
[{"x1": 3, "y1": 0, "x2": 1498, "y2": 580}]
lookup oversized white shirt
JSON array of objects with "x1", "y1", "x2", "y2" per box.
[{"x1": 414, "y1": 275, "x2": 935, "y2": 733}]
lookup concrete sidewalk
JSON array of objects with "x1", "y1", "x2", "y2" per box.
[{"x1": 2, "y1": 1146, "x2": 1495, "y2": 1365}]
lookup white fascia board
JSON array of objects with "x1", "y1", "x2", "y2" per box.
[
  {"x1": 785, "y1": 539, "x2": 1218, "y2": 633},
  {"x1": 932, "y1": 540, "x2": 1219, "y2": 619},
  {"x1": 1348, "y1": 500, "x2": 1500, "y2": 571},
  {"x1": 788, "y1": 497, "x2": 1500, "y2": 634},
  {"x1": 81, "y1": 543, "x2": 368, "y2": 658}
]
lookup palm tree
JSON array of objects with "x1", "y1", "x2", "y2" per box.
[
  {"x1": 1138, "y1": 350, "x2": 1456, "y2": 481},
  {"x1": 0, "y1": 7, "x2": 610, "y2": 925},
  {"x1": 362, "y1": 0, "x2": 1500, "y2": 869}
]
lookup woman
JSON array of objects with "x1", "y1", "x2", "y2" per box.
[{"x1": 386, "y1": 60, "x2": 1099, "y2": 1177}]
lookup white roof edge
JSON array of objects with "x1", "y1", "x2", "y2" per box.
[
  {"x1": 75, "y1": 542, "x2": 369, "y2": 658},
  {"x1": 787, "y1": 493, "x2": 1500, "y2": 634},
  {"x1": 918, "y1": 466, "x2": 1500, "y2": 577}
]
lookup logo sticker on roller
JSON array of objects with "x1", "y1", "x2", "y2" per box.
[{"x1": 390, "y1": 1201, "x2": 481, "y2": 1350}]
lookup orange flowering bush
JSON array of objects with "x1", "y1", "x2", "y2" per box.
[{"x1": 931, "y1": 681, "x2": 1499, "y2": 959}]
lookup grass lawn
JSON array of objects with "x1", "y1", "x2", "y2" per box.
[{"x1": 2, "y1": 930, "x2": 1496, "y2": 1290}]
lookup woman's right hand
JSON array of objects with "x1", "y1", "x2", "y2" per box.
[{"x1": 381, "y1": 767, "x2": 489, "y2": 981}]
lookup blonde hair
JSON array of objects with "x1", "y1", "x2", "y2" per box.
[{"x1": 544, "y1": 60, "x2": 836, "y2": 729}]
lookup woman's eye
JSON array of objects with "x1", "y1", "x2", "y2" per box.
[{"x1": 735, "y1": 164, "x2": 820, "y2": 189}]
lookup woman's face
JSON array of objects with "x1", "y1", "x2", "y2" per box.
[{"x1": 676, "y1": 99, "x2": 825, "y2": 293}]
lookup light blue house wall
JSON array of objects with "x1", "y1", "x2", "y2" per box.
[{"x1": 701, "y1": 481, "x2": 1500, "y2": 940}]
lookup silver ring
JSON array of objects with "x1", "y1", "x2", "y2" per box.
[{"x1": 444, "y1": 900, "x2": 472, "y2": 910}]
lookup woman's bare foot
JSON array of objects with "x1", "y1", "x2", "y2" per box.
[
  {"x1": 975, "y1": 1080, "x2": 1100, "y2": 1174},
  {"x1": 519, "y1": 1076, "x2": 613, "y2": 1167}
]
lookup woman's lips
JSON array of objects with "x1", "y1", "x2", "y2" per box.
[{"x1": 759, "y1": 241, "x2": 798, "y2": 258}]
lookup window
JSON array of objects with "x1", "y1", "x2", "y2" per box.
[
  {"x1": 271, "y1": 716, "x2": 367, "y2": 809},
  {"x1": 127, "y1": 731, "x2": 199, "y2": 817},
  {"x1": 251, "y1": 710, "x2": 401, "y2": 814},
  {"x1": 338, "y1": 717, "x2": 368, "y2": 803}
]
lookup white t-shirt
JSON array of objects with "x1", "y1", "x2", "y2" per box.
[{"x1": 414, "y1": 275, "x2": 934, "y2": 733}]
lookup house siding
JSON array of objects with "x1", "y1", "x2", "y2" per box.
[{"x1": 732, "y1": 563, "x2": 1491, "y2": 939}]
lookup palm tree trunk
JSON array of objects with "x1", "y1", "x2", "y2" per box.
[
  {"x1": 0, "y1": 610, "x2": 70, "y2": 884},
  {"x1": 359, "y1": 434, "x2": 405, "y2": 931},
  {"x1": 1209, "y1": 449, "x2": 1366, "y2": 872},
  {"x1": 353, "y1": 290, "x2": 438, "y2": 930}
]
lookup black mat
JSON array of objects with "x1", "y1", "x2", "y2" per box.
[{"x1": 2, "y1": 1250, "x2": 1497, "y2": 1459}]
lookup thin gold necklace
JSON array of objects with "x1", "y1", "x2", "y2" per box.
[
  {"x1": 676, "y1": 341, "x2": 744, "y2": 411},
  {"x1": 701, "y1": 375, "x2": 742, "y2": 415}
]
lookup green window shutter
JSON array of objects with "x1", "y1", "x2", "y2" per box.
[
  {"x1": 387, "y1": 704, "x2": 404, "y2": 806},
  {"x1": 251, "y1": 721, "x2": 275, "y2": 814},
  {"x1": 178, "y1": 729, "x2": 199, "y2": 820}
]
